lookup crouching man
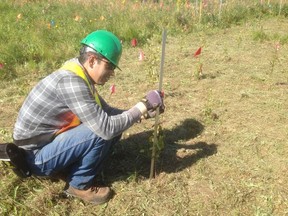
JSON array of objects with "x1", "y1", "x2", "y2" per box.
[{"x1": 12, "y1": 30, "x2": 164, "y2": 205}]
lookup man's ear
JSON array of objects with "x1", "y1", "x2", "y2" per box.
[{"x1": 88, "y1": 55, "x2": 97, "y2": 68}]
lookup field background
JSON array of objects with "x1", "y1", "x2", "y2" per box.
[{"x1": 1, "y1": 0, "x2": 288, "y2": 215}]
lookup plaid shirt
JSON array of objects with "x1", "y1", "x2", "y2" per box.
[{"x1": 13, "y1": 58, "x2": 141, "y2": 149}]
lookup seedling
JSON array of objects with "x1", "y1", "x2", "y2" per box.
[
  {"x1": 269, "y1": 42, "x2": 280, "y2": 73},
  {"x1": 145, "y1": 41, "x2": 160, "y2": 83},
  {"x1": 149, "y1": 29, "x2": 167, "y2": 179}
]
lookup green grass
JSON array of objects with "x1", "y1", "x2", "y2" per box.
[
  {"x1": 1, "y1": 0, "x2": 288, "y2": 215},
  {"x1": 1, "y1": 0, "x2": 287, "y2": 80}
]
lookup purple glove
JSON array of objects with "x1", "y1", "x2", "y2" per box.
[{"x1": 143, "y1": 90, "x2": 165, "y2": 118}]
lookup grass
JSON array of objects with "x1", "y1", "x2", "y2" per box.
[{"x1": 1, "y1": 0, "x2": 288, "y2": 215}]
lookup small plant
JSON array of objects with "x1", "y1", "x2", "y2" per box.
[
  {"x1": 203, "y1": 107, "x2": 218, "y2": 122},
  {"x1": 269, "y1": 41, "x2": 280, "y2": 73},
  {"x1": 202, "y1": 89, "x2": 219, "y2": 123},
  {"x1": 149, "y1": 124, "x2": 164, "y2": 178},
  {"x1": 252, "y1": 26, "x2": 270, "y2": 42},
  {"x1": 144, "y1": 30, "x2": 166, "y2": 179},
  {"x1": 144, "y1": 38, "x2": 161, "y2": 83}
]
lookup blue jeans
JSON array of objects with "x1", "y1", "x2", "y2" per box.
[{"x1": 25, "y1": 124, "x2": 121, "y2": 189}]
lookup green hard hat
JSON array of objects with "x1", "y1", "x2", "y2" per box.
[{"x1": 81, "y1": 30, "x2": 122, "y2": 70}]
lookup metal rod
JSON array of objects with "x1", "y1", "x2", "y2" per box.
[
  {"x1": 150, "y1": 29, "x2": 167, "y2": 179},
  {"x1": 158, "y1": 29, "x2": 167, "y2": 91}
]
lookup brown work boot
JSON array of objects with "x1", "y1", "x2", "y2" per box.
[{"x1": 65, "y1": 185, "x2": 112, "y2": 205}]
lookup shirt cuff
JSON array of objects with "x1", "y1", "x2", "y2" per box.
[{"x1": 134, "y1": 102, "x2": 147, "y2": 115}]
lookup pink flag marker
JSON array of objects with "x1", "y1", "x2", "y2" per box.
[
  {"x1": 110, "y1": 84, "x2": 116, "y2": 95},
  {"x1": 131, "y1": 38, "x2": 138, "y2": 47},
  {"x1": 275, "y1": 42, "x2": 280, "y2": 51},
  {"x1": 139, "y1": 50, "x2": 144, "y2": 61},
  {"x1": 194, "y1": 47, "x2": 202, "y2": 58}
]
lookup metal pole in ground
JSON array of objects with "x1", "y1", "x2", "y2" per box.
[{"x1": 150, "y1": 29, "x2": 167, "y2": 179}]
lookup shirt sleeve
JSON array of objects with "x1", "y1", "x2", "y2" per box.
[{"x1": 56, "y1": 74, "x2": 141, "y2": 140}]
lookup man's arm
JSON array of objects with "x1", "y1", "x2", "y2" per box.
[{"x1": 57, "y1": 75, "x2": 142, "y2": 140}]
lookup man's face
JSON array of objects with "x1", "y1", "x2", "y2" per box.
[{"x1": 88, "y1": 56, "x2": 116, "y2": 85}]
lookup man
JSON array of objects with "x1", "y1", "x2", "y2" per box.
[{"x1": 12, "y1": 30, "x2": 164, "y2": 205}]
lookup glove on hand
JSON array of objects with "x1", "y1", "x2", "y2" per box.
[{"x1": 143, "y1": 90, "x2": 165, "y2": 118}]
